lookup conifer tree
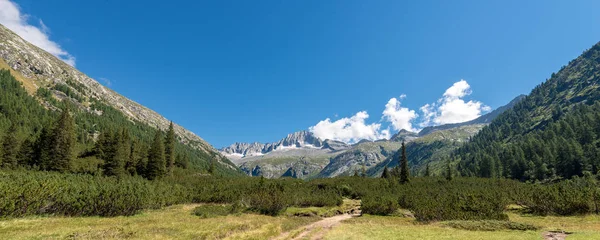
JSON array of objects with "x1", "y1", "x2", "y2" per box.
[
  {"x1": 147, "y1": 130, "x2": 166, "y2": 180},
  {"x1": 353, "y1": 170, "x2": 360, "y2": 177},
  {"x1": 446, "y1": 160, "x2": 453, "y2": 181},
  {"x1": 1, "y1": 123, "x2": 19, "y2": 169},
  {"x1": 126, "y1": 139, "x2": 142, "y2": 175},
  {"x1": 35, "y1": 126, "x2": 52, "y2": 170},
  {"x1": 424, "y1": 163, "x2": 431, "y2": 177},
  {"x1": 47, "y1": 107, "x2": 75, "y2": 172},
  {"x1": 17, "y1": 138, "x2": 35, "y2": 167},
  {"x1": 208, "y1": 159, "x2": 215, "y2": 174},
  {"x1": 103, "y1": 129, "x2": 127, "y2": 177},
  {"x1": 399, "y1": 141, "x2": 410, "y2": 183},
  {"x1": 381, "y1": 166, "x2": 390, "y2": 178},
  {"x1": 164, "y1": 122, "x2": 176, "y2": 174}
]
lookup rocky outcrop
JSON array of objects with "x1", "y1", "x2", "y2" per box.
[{"x1": 220, "y1": 131, "x2": 334, "y2": 160}]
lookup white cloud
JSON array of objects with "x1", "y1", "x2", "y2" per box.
[
  {"x1": 420, "y1": 80, "x2": 490, "y2": 126},
  {"x1": 309, "y1": 111, "x2": 390, "y2": 143},
  {"x1": 382, "y1": 97, "x2": 417, "y2": 132},
  {"x1": 0, "y1": 0, "x2": 75, "y2": 66}
]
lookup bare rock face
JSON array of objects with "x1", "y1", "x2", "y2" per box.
[
  {"x1": 220, "y1": 130, "x2": 330, "y2": 160},
  {"x1": 0, "y1": 24, "x2": 233, "y2": 168}
]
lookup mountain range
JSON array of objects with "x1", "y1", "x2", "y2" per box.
[{"x1": 220, "y1": 94, "x2": 525, "y2": 179}]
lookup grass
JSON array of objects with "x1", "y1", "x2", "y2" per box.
[
  {"x1": 443, "y1": 220, "x2": 540, "y2": 231},
  {"x1": 324, "y1": 212, "x2": 600, "y2": 240},
  {"x1": 0, "y1": 204, "x2": 319, "y2": 240},
  {"x1": 3, "y1": 202, "x2": 600, "y2": 239},
  {"x1": 285, "y1": 199, "x2": 361, "y2": 217}
]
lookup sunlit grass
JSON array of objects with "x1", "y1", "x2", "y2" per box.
[
  {"x1": 0, "y1": 204, "x2": 318, "y2": 240},
  {"x1": 324, "y1": 212, "x2": 600, "y2": 240}
]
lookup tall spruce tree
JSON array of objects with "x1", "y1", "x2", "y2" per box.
[
  {"x1": 399, "y1": 141, "x2": 410, "y2": 183},
  {"x1": 47, "y1": 107, "x2": 75, "y2": 172},
  {"x1": 147, "y1": 130, "x2": 166, "y2": 180},
  {"x1": 103, "y1": 129, "x2": 127, "y2": 177},
  {"x1": 424, "y1": 163, "x2": 431, "y2": 177},
  {"x1": 35, "y1": 126, "x2": 52, "y2": 170},
  {"x1": 1, "y1": 123, "x2": 19, "y2": 169},
  {"x1": 164, "y1": 122, "x2": 176, "y2": 174},
  {"x1": 446, "y1": 160, "x2": 453, "y2": 181},
  {"x1": 17, "y1": 138, "x2": 35, "y2": 167}
]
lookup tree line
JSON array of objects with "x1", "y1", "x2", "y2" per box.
[{"x1": 0, "y1": 69, "x2": 227, "y2": 178}]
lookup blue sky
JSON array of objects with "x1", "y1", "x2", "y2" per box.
[{"x1": 2, "y1": 0, "x2": 600, "y2": 148}]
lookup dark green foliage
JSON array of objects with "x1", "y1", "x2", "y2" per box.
[
  {"x1": 361, "y1": 194, "x2": 399, "y2": 215},
  {"x1": 446, "y1": 161, "x2": 453, "y2": 181},
  {"x1": 246, "y1": 182, "x2": 288, "y2": 216},
  {"x1": 0, "y1": 171, "x2": 189, "y2": 218},
  {"x1": 523, "y1": 175, "x2": 600, "y2": 215},
  {"x1": 1, "y1": 124, "x2": 19, "y2": 168},
  {"x1": 381, "y1": 166, "x2": 390, "y2": 178},
  {"x1": 399, "y1": 141, "x2": 410, "y2": 183},
  {"x1": 101, "y1": 129, "x2": 129, "y2": 177},
  {"x1": 46, "y1": 107, "x2": 76, "y2": 173},
  {"x1": 455, "y1": 42, "x2": 600, "y2": 181},
  {"x1": 424, "y1": 163, "x2": 431, "y2": 177},
  {"x1": 164, "y1": 122, "x2": 176, "y2": 174},
  {"x1": 444, "y1": 220, "x2": 540, "y2": 231},
  {"x1": 146, "y1": 130, "x2": 166, "y2": 180}
]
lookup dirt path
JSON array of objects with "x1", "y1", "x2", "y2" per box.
[
  {"x1": 542, "y1": 231, "x2": 569, "y2": 240},
  {"x1": 273, "y1": 214, "x2": 359, "y2": 240}
]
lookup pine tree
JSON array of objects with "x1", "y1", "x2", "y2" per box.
[
  {"x1": 126, "y1": 139, "x2": 142, "y2": 175},
  {"x1": 208, "y1": 159, "x2": 215, "y2": 174},
  {"x1": 399, "y1": 141, "x2": 410, "y2": 183},
  {"x1": 424, "y1": 163, "x2": 431, "y2": 177},
  {"x1": 147, "y1": 130, "x2": 166, "y2": 180},
  {"x1": 164, "y1": 122, "x2": 176, "y2": 174},
  {"x1": 47, "y1": 107, "x2": 75, "y2": 172},
  {"x1": 35, "y1": 126, "x2": 52, "y2": 170},
  {"x1": 17, "y1": 138, "x2": 35, "y2": 167},
  {"x1": 446, "y1": 160, "x2": 453, "y2": 181},
  {"x1": 381, "y1": 166, "x2": 390, "y2": 178},
  {"x1": 353, "y1": 170, "x2": 360, "y2": 177},
  {"x1": 103, "y1": 129, "x2": 127, "y2": 177},
  {"x1": 1, "y1": 123, "x2": 20, "y2": 169}
]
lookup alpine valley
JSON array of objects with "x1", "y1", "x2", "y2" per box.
[{"x1": 220, "y1": 95, "x2": 525, "y2": 179}]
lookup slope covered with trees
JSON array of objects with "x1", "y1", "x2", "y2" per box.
[
  {"x1": 455, "y1": 42, "x2": 600, "y2": 181},
  {"x1": 0, "y1": 69, "x2": 240, "y2": 177}
]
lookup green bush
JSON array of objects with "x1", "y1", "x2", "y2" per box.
[
  {"x1": 0, "y1": 171, "x2": 189, "y2": 218},
  {"x1": 361, "y1": 194, "x2": 399, "y2": 215}
]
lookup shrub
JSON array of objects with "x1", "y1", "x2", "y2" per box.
[
  {"x1": 444, "y1": 220, "x2": 540, "y2": 231},
  {"x1": 361, "y1": 194, "x2": 399, "y2": 216},
  {"x1": 193, "y1": 204, "x2": 242, "y2": 218},
  {"x1": 0, "y1": 171, "x2": 189, "y2": 218}
]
